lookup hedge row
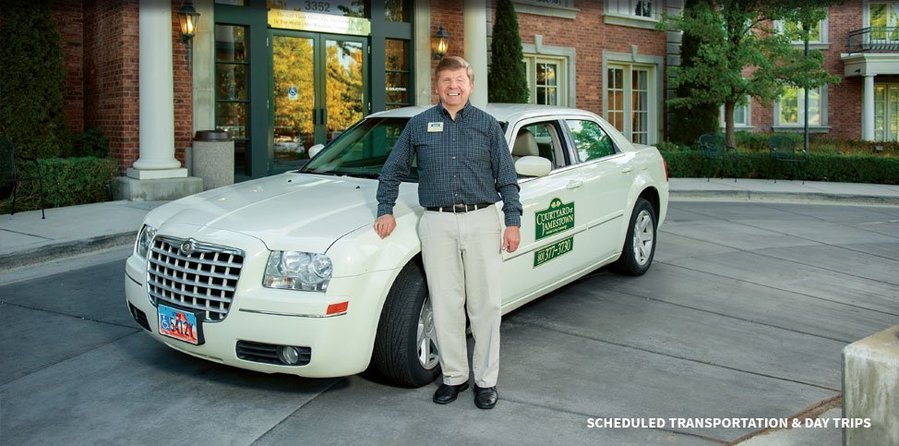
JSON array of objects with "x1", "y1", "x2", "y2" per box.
[
  {"x1": 660, "y1": 150, "x2": 899, "y2": 184},
  {"x1": 1, "y1": 157, "x2": 117, "y2": 213}
]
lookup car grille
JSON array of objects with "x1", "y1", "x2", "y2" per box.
[{"x1": 146, "y1": 236, "x2": 244, "y2": 322}]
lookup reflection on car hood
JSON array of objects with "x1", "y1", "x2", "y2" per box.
[{"x1": 146, "y1": 172, "x2": 416, "y2": 253}]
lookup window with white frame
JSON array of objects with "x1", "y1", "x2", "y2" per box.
[
  {"x1": 524, "y1": 55, "x2": 568, "y2": 106},
  {"x1": 868, "y1": 2, "x2": 899, "y2": 43},
  {"x1": 776, "y1": 86, "x2": 823, "y2": 127},
  {"x1": 775, "y1": 16, "x2": 828, "y2": 44},
  {"x1": 720, "y1": 98, "x2": 751, "y2": 128},
  {"x1": 606, "y1": 63, "x2": 655, "y2": 144},
  {"x1": 605, "y1": 0, "x2": 659, "y2": 20}
]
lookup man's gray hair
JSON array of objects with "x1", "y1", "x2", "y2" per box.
[{"x1": 436, "y1": 56, "x2": 474, "y2": 84}]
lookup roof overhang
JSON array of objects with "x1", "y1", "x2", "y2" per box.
[{"x1": 841, "y1": 52, "x2": 899, "y2": 77}]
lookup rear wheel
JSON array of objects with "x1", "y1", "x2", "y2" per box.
[
  {"x1": 371, "y1": 261, "x2": 441, "y2": 387},
  {"x1": 612, "y1": 198, "x2": 657, "y2": 276}
]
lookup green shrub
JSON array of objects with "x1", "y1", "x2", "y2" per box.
[
  {"x1": 0, "y1": 157, "x2": 118, "y2": 213},
  {"x1": 0, "y1": 0, "x2": 70, "y2": 159},
  {"x1": 69, "y1": 128, "x2": 110, "y2": 158},
  {"x1": 733, "y1": 131, "x2": 802, "y2": 152},
  {"x1": 808, "y1": 136, "x2": 899, "y2": 157},
  {"x1": 655, "y1": 141, "x2": 690, "y2": 152},
  {"x1": 660, "y1": 149, "x2": 899, "y2": 184}
]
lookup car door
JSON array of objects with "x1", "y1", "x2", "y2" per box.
[
  {"x1": 563, "y1": 117, "x2": 634, "y2": 262},
  {"x1": 500, "y1": 119, "x2": 593, "y2": 307}
]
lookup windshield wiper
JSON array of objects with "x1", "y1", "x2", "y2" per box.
[
  {"x1": 306, "y1": 170, "x2": 380, "y2": 179},
  {"x1": 344, "y1": 172, "x2": 380, "y2": 179}
]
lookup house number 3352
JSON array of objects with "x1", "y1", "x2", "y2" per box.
[{"x1": 304, "y1": 1, "x2": 331, "y2": 12}]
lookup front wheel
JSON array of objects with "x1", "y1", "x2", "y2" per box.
[
  {"x1": 371, "y1": 261, "x2": 441, "y2": 387},
  {"x1": 612, "y1": 198, "x2": 657, "y2": 276}
]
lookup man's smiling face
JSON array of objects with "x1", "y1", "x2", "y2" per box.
[{"x1": 437, "y1": 67, "x2": 471, "y2": 112}]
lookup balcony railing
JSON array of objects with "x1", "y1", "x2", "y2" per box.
[{"x1": 846, "y1": 27, "x2": 899, "y2": 54}]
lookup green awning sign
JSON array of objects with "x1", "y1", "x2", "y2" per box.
[
  {"x1": 535, "y1": 198, "x2": 575, "y2": 240},
  {"x1": 534, "y1": 237, "x2": 574, "y2": 267}
]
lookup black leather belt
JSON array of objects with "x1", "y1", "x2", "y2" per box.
[{"x1": 425, "y1": 203, "x2": 493, "y2": 213}]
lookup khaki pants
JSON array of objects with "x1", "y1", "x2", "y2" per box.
[{"x1": 418, "y1": 207, "x2": 503, "y2": 388}]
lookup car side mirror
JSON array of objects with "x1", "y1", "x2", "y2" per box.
[
  {"x1": 515, "y1": 156, "x2": 552, "y2": 177},
  {"x1": 308, "y1": 144, "x2": 325, "y2": 159}
]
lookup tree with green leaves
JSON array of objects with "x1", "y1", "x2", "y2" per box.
[
  {"x1": 668, "y1": 0, "x2": 721, "y2": 146},
  {"x1": 0, "y1": 0, "x2": 70, "y2": 159},
  {"x1": 488, "y1": 0, "x2": 528, "y2": 103},
  {"x1": 665, "y1": 0, "x2": 840, "y2": 148}
]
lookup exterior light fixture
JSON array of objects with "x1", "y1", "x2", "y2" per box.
[
  {"x1": 432, "y1": 25, "x2": 449, "y2": 60},
  {"x1": 177, "y1": 1, "x2": 200, "y2": 71}
]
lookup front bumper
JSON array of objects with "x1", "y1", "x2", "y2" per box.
[{"x1": 124, "y1": 237, "x2": 395, "y2": 378}]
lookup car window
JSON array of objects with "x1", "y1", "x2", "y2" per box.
[
  {"x1": 512, "y1": 121, "x2": 569, "y2": 170},
  {"x1": 302, "y1": 117, "x2": 416, "y2": 180},
  {"x1": 566, "y1": 119, "x2": 617, "y2": 162}
]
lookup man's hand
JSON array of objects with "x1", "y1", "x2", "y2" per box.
[
  {"x1": 502, "y1": 226, "x2": 520, "y2": 253},
  {"x1": 374, "y1": 214, "x2": 397, "y2": 239}
]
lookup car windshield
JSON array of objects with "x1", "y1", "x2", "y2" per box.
[{"x1": 300, "y1": 117, "x2": 416, "y2": 181}]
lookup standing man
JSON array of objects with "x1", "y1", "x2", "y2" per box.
[{"x1": 374, "y1": 56, "x2": 521, "y2": 409}]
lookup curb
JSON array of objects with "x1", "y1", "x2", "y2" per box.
[
  {"x1": 671, "y1": 190, "x2": 899, "y2": 206},
  {"x1": 0, "y1": 232, "x2": 135, "y2": 272}
]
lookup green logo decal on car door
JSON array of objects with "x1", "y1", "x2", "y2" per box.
[{"x1": 535, "y1": 198, "x2": 575, "y2": 241}]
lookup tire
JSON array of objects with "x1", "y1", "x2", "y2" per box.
[
  {"x1": 612, "y1": 197, "x2": 657, "y2": 276},
  {"x1": 371, "y1": 261, "x2": 441, "y2": 387}
]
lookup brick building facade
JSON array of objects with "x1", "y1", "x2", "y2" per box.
[{"x1": 42, "y1": 0, "x2": 899, "y2": 187}]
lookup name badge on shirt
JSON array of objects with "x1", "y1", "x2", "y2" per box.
[{"x1": 427, "y1": 122, "x2": 444, "y2": 132}]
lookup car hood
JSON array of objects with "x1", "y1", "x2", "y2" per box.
[{"x1": 146, "y1": 172, "x2": 417, "y2": 253}]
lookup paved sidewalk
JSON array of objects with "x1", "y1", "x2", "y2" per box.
[
  {"x1": 2, "y1": 178, "x2": 898, "y2": 272},
  {"x1": 0, "y1": 200, "x2": 167, "y2": 271}
]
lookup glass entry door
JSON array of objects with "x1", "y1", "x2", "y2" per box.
[
  {"x1": 271, "y1": 31, "x2": 367, "y2": 171},
  {"x1": 874, "y1": 83, "x2": 899, "y2": 142}
]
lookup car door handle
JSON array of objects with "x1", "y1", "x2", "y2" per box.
[
  {"x1": 566, "y1": 180, "x2": 583, "y2": 189},
  {"x1": 621, "y1": 167, "x2": 633, "y2": 174}
]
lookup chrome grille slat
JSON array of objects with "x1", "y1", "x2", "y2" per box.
[
  {"x1": 146, "y1": 278, "x2": 234, "y2": 303},
  {"x1": 148, "y1": 262, "x2": 240, "y2": 283},
  {"x1": 149, "y1": 246, "x2": 243, "y2": 268},
  {"x1": 146, "y1": 237, "x2": 245, "y2": 322},
  {"x1": 148, "y1": 295, "x2": 214, "y2": 313}
]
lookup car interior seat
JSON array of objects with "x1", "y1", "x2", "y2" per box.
[{"x1": 512, "y1": 128, "x2": 539, "y2": 162}]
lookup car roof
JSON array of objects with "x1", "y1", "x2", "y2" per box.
[{"x1": 368, "y1": 103, "x2": 600, "y2": 124}]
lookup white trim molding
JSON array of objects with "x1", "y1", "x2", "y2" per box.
[
  {"x1": 513, "y1": 0, "x2": 579, "y2": 19},
  {"x1": 522, "y1": 38, "x2": 577, "y2": 107}
]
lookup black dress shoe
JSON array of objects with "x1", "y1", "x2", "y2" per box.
[
  {"x1": 433, "y1": 381, "x2": 469, "y2": 404},
  {"x1": 474, "y1": 385, "x2": 498, "y2": 409}
]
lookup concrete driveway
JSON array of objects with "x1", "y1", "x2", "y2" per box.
[{"x1": 1, "y1": 200, "x2": 897, "y2": 445}]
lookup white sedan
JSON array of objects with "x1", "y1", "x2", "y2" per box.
[{"x1": 124, "y1": 104, "x2": 669, "y2": 387}]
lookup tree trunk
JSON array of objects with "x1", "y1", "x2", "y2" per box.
[{"x1": 723, "y1": 100, "x2": 736, "y2": 149}]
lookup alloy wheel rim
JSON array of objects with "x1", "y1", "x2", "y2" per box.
[
  {"x1": 632, "y1": 210, "x2": 654, "y2": 266},
  {"x1": 417, "y1": 297, "x2": 440, "y2": 370}
]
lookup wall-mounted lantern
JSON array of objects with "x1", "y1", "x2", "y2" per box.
[
  {"x1": 432, "y1": 25, "x2": 449, "y2": 60},
  {"x1": 177, "y1": 1, "x2": 200, "y2": 71}
]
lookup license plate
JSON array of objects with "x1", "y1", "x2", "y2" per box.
[{"x1": 158, "y1": 303, "x2": 203, "y2": 345}]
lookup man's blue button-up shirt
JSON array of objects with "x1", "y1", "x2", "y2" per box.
[{"x1": 377, "y1": 102, "x2": 522, "y2": 227}]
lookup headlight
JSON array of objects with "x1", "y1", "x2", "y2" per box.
[
  {"x1": 135, "y1": 225, "x2": 157, "y2": 259},
  {"x1": 263, "y1": 251, "x2": 333, "y2": 292}
]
